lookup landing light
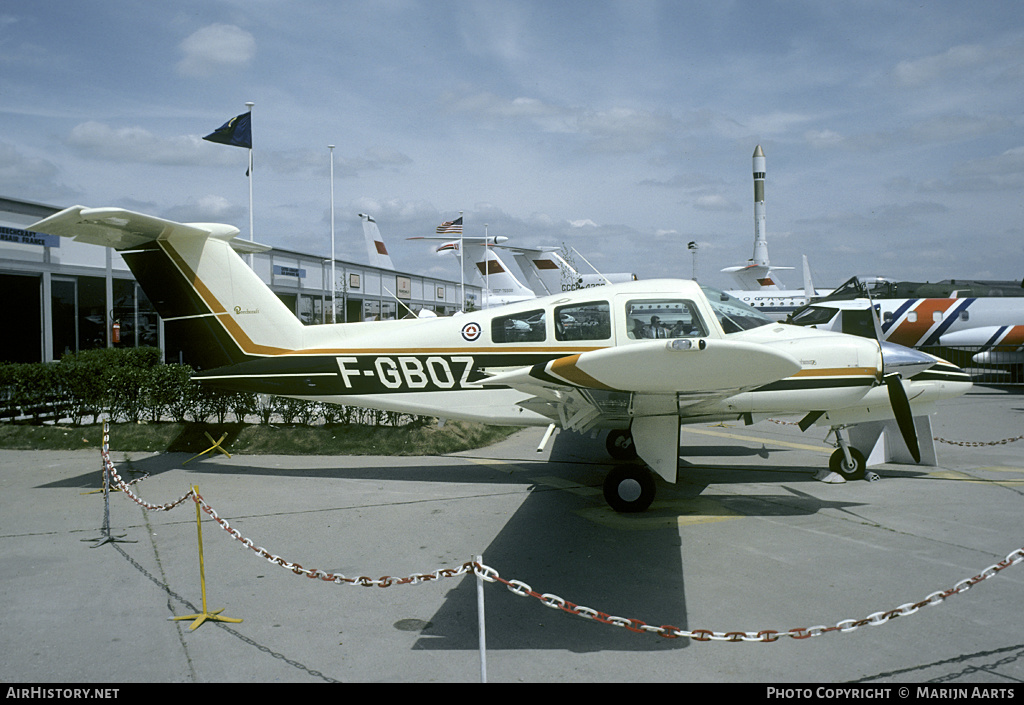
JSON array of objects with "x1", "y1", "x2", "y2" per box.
[{"x1": 669, "y1": 338, "x2": 707, "y2": 351}]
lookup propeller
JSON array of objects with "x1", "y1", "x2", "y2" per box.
[
  {"x1": 878, "y1": 340, "x2": 936, "y2": 464},
  {"x1": 883, "y1": 371, "x2": 920, "y2": 463}
]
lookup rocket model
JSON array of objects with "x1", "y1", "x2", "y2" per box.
[
  {"x1": 752, "y1": 145, "x2": 768, "y2": 268},
  {"x1": 721, "y1": 144, "x2": 792, "y2": 291}
]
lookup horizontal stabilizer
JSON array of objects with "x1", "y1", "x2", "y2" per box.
[{"x1": 30, "y1": 206, "x2": 272, "y2": 253}]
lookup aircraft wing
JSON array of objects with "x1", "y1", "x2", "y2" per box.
[
  {"x1": 484, "y1": 338, "x2": 799, "y2": 394},
  {"x1": 482, "y1": 338, "x2": 801, "y2": 429},
  {"x1": 30, "y1": 205, "x2": 272, "y2": 254}
]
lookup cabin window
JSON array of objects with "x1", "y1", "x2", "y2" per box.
[
  {"x1": 933, "y1": 310, "x2": 943, "y2": 322},
  {"x1": 907, "y1": 311, "x2": 918, "y2": 323},
  {"x1": 491, "y1": 308, "x2": 546, "y2": 343},
  {"x1": 625, "y1": 299, "x2": 708, "y2": 339},
  {"x1": 960, "y1": 310, "x2": 970, "y2": 322},
  {"x1": 555, "y1": 301, "x2": 611, "y2": 341}
]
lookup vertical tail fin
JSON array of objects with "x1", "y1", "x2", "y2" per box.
[
  {"x1": 30, "y1": 206, "x2": 305, "y2": 369},
  {"x1": 463, "y1": 243, "x2": 535, "y2": 301},
  {"x1": 359, "y1": 213, "x2": 396, "y2": 270}
]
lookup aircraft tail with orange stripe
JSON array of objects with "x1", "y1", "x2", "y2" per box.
[{"x1": 31, "y1": 206, "x2": 306, "y2": 369}]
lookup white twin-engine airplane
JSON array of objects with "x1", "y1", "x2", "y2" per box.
[{"x1": 32, "y1": 206, "x2": 973, "y2": 512}]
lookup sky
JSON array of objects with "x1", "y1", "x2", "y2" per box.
[{"x1": 2, "y1": 0, "x2": 1023, "y2": 291}]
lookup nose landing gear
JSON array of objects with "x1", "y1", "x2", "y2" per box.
[{"x1": 828, "y1": 427, "x2": 866, "y2": 480}]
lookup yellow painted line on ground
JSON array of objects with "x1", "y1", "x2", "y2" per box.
[
  {"x1": 927, "y1": 469, "x2": 1024, "y2": 487},
  {"x1": 530, "y1": 475, "x2": 601, "y2": 497},
  {"x1": 680, "y1": 425, "x2": 832, "y2": 454},
  {"x1": 575, "y1": 497, "x2": 744, "y2": 531},
  {"x1": 463, "y1": 457, "x2": 529, "y2": 474}
]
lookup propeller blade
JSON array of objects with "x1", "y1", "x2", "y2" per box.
[{"x1": 884, "y1": 373, "x2": 921, "y2": 463}]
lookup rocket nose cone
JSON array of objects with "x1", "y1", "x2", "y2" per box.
[{"x1": 753, "y1": 145, "x2": 764, "y2": 158}]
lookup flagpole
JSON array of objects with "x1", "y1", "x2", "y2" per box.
[
  {"x1": 328, "y1": 144, "x2": 336, "y2": 324},
  {"x1": 245, "y1": 101, "x2": 255, "y2": 267},
  {"x1": 459, "y1": 210, "x2": 464, "y2": 312},
  {"x1": 484, "y1": 223, "x2": 489, "y2": 310}
]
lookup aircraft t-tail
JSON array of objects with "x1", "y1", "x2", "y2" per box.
[{"x1": 32, "y1": 206, "x2": 973, "y2": 512}]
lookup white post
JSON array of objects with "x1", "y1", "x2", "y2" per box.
[
  {"x1": 459, "y1": 211, "x2": 465, "y2": 312},
  {"x1": 328, "y1": 145, "x2": 336, "y2": 323},
  {"x1": 476, "y1": 554, "x2": 487, "y2": 683}
]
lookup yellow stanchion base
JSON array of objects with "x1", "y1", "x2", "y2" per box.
[
  {"x1": 183, "y1": 432, "x2": 232, "y2": 465},
  {"x1": 81, "y1": 484, "x2": 120, "y2": 496},
  {"x1": 174, "y1": 485, "x2": 243, "y2": 631},
  {"x1": 171, "y1": 608, "x2": 243, "y2": 632}
]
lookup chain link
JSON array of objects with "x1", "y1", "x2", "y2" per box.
[
  {"x1": 99, "y1": 427, "x2": 1024, "y2": 642},
  {"x1": 767, "y1": 417, "x2": 1024, "y2": 446},
  {"x1": 473, "y1": 548, "x2": 1024, "y2": 642},
  {"x1": 933, "y1": 435, "x2": 1024, "y2": 446}
]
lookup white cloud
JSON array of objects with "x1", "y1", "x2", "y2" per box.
[
  {"x1": 177, "y1": 24, "x2": 256, "y2": 77},
  {"x1": 893, "y1": 44, "x2": 987, "y2": 87},
  {"x1": 0, "y1": 142, "x2": 69, "y2": 198},
  {"x1": 66, "y1": 122, "x2": 231, "y2": 166},
  {"x1": 694, "y1": 194, "x2": 739, "y2": 212}
]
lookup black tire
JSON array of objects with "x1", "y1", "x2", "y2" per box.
[
  {"x1": 603, "y1": 465, "x2": 656, "y2": 513},
  {"x1": 605, "y1": 429, "x2": 638, "y2": 460},
  {"x1": 829, "y1": 447, "x2": 866, "y2": 481}
]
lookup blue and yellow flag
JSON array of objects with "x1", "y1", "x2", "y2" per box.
[{"x1": 203, "y1": 112, "x2": 252, "y2": 149}]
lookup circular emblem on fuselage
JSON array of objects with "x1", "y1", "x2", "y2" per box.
[{"x1": 461, "y1": 322, "x2": 482, "y2": 342}]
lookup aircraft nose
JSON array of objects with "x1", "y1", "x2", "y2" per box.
[{"x1": 880, "y1": 341, "x2": 938, "y2": 378}]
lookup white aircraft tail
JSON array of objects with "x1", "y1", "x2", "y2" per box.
[
  {"x1": 359, "y1": 213, "x2": 396, "y2": 270},
  {"x1": 721, "y1": 263, "x2": 792, "y2": 291},
  {"x1": 802, "y1": 255, "x2": 816, "y2": 299},
  {"x1": 510, "y1": 248, "x2": 578, "y2": 295},
  {"x1": 511, "y1": 246, "x2": 636, "y2": 295},
  {"x1": 463, "y1": 243, "x2": 535, "y2": 300},
  {"x1": 30, "y1": 206, "x2": 308, "y2": 369}
]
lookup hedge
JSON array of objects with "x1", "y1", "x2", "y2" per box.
[{"x1": 0, "y1": 347, "x2": 423, "y2": 427}]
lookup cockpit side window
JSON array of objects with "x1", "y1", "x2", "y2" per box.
[
  {"x1": 699, "y1": 285, "x2": 773, "y2": 333},
  {"x1": 491, "y1": 308, "x2": 546, "y2": 343},
  {"x1": 624, "y1": 299, "x2": 708, "y2": 339},
  {"x1": 555, "y1": 301, "x2": 611, "y2": 341}
]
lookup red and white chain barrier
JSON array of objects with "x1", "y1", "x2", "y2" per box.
[{"x1": 100, "y1": 434, "x2": 1024, "y2": 643}]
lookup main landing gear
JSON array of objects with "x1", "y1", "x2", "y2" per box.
[
  {"x1": 602, "y1": 429, "x2": 656, "y2": 513},
  {"x1": 603, "y1": 464, "x2": 657, "y2": 513}
]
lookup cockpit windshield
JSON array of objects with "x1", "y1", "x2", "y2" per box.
[{"x1": 700, "y1": 285, "x2": 774, "y2": 334}]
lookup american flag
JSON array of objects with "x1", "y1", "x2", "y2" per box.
[{"x1": 435, "y1": 216, "x2": 463, "y2": 234}]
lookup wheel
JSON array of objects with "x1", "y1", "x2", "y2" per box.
[
  {"x1": 603, "y1": 465, "x2": 656, "y2": 513},
  {"x1": 829, "y1": 447, "x2": 866, "y2": 481},
  {"x1": 605, "y1": 429, "x2": 638, "y2": 460}
]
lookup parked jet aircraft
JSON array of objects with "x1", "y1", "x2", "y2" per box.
[
  {"x1": 32, "y1": 206, "x2": 973, "y2": 512},
  {"x1": 503, "y1": 246, "x2": 637, "y2": 295},
  {"x1": 720, "y1": 207, "x2": 830, "y2": 318},
  {"x1": 788, "y1": 276, "x2": 1024, "y2": 382}
]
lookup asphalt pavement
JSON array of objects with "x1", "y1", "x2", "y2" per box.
[{"x1": 1, "y1": 384, "x2": 1022, "y2": 684}]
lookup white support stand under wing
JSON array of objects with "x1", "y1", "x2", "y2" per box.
[
  {"x1": 630, "y1": 416, "x2": 681, "y2": 483},
  {"x1": 849, "y1": 415, "x2": 938, "y2": 468}
]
